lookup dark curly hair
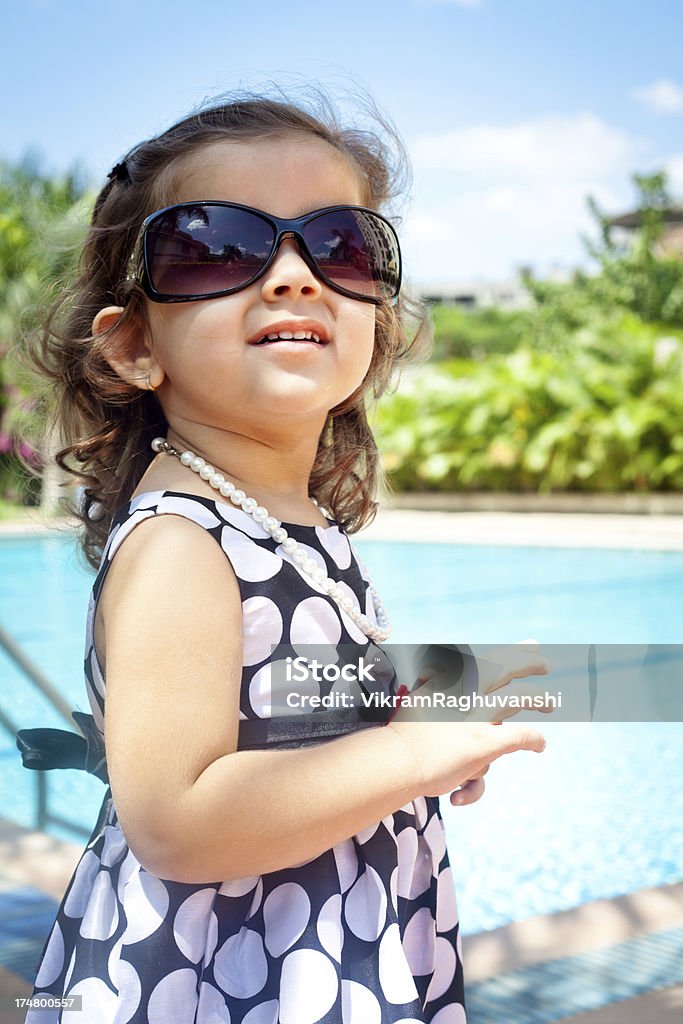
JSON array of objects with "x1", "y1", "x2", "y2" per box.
[{"x1": 18, "y1": 82, "x2": 433, "y2": 571}]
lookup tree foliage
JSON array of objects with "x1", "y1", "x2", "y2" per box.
[
  {"x1": 375, "y1": 171, "x2": 683, "y2": 492},
  {"x1": 523, "y1": 170, "x2": 683, "y2": 341},
  {"x1": 0, "y1": 155, "x2": 92, "y2": 501},
  {"x1": 432, "y1": 171, "x2": 683, "y2": 363},
  {"x1": 373, "y1": 317, "x2": 683, "y2": 493}
]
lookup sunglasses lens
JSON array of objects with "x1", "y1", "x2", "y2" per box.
[
  {"x1": 143, "y1": 204, "x2": 400, "y2": 302},
  {"x1": 303, "y1": 209, "x2": 400, "y2": 301},
  {"x1": 145, "y1": 205, "x2": 275, "y2": 297}
]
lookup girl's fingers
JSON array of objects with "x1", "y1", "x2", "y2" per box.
[
  {"x1": 469, "y1": 683, "x2": 558, "y2": 722},
  {"x1": 483, "y1": 654, "x2": 552, "y2": 694},
  {"x1": 485, "y1": 722, "x2": 547, "y2": 756},
  {"x1": 387, "y1": 719, "x2": 546, "y2": 799},
  {"x1": 450, "y1": 777, "x2": 485, "y2": 806},
  {"x1": 415, "y1": 644, "x2": 550, "y2": 700}
]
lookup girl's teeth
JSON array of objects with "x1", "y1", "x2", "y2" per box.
[{"x1": 262, "y1": 330, "x2": 320, "y2": 343}]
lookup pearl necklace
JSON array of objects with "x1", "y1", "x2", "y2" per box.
[{"x1": 151, "y1": 437, "x2": 392, "y2": 642}]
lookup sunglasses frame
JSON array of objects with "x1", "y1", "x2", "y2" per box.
[{"x1": 128, "y1": 200, "x2": 402, "y2": 306}]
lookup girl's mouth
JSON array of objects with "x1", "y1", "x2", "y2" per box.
[{"x1": 253, "y1": 330, "x2": 326, "y2": 345}]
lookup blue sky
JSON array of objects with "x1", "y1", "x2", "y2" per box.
[{"x1": 4, "y1": 0, "x2": 683, "y2": 284}]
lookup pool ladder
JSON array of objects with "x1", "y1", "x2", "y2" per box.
[{"x1": 0, "y1": 622, "x2": 93, "y2": 840}]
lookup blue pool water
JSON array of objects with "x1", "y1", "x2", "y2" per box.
[{"x1": 1, "y1": 530, "x2": 682, "y2": 934}]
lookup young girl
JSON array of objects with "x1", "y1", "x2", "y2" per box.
[{"x1": 19, "y1": 89, "x2": 548, "y2": 1024}]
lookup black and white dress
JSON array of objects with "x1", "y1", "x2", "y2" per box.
[{"x1": 27, "y1": 490, "x2": 466, "y2": 1024}]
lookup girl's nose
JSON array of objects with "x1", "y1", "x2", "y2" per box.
[{"x1": 260, "y1": 236, "x2": 324, "y2": 302}]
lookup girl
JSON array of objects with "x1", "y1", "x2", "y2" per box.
[{"x1": 19, "y1": 88, "x2": 548, "y2": 1024}]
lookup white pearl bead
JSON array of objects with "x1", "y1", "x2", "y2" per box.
[{"x1": 150, "y1": 438, "x2": 392, "y2": 641}]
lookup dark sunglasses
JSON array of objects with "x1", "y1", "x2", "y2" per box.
[{"x1": 127, "y1": 201, "x2": 402, "y2": 305}]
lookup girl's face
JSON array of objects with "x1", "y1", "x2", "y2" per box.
[{"x1": 141, "y1": 137, "x2": 376, "y2": 439}]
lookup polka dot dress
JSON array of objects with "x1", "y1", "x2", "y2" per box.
[{"x1": 27, "y1": 490, "x2": 466, "y2": 1023}]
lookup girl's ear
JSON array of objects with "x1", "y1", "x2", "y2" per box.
[{"x1": 92, "y1": 305, "x2": 164, "y2": 393}]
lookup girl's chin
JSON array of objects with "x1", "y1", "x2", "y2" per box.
[
  {"x1": 246, "y1": 379, "x2": 354, "y2": 409},
  {"x1": 221, "y1": 391, "x2": 332, "y2": 422}
]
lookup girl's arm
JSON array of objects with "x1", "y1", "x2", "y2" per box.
[{"x1": 102, "y1": 514, "x2": 545, "y2": 885}]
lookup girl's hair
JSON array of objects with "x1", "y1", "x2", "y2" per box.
[{"x1": 19, "y1": 83, "x2": 433, "y2": 571}]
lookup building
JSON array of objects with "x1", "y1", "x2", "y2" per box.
[
  {"x1": 410, "y1": 268, "x2": 539, "y2": 311},
  {"x1": 607, "y1": 206, "x2": 683, "y2": 260}
]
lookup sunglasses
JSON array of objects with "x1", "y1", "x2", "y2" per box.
[{"x1": 128, "y1": 201, "x2": 402, "y2": 305}]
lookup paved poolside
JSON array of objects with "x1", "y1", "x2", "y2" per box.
[
  {"x1": 362, "y1": 506, "x2": 683, "y2": 550},
  {"x1": 2, "y1": 504, "x2": 683, "y2": 549}
]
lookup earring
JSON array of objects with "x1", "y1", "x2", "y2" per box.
[{"x1": 145, "y1": 372, "x2": 157, "y2": 392}]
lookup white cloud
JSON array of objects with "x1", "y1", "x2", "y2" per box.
[
  {"x1": 632, "y1": 78, "x2": 683, "y2": 114},
  {"x1": 411, "y1": 113, "x2": 637, "y2": 180},
  {"x1": 402, "y1": 180, "x2": 624, "y2": 283},
  {"x1": 406, "y1": 213, "x2": 454, "y2": 244},
  {"x1": 403, "y1": 112, "x2": 644, "y2": 282}
]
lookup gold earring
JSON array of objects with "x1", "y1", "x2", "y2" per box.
[{"x1": 145, "y1": 372, "x2": 157, "y2": 392}]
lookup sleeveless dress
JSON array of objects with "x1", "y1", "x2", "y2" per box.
[{"x1": 26, "y1": 489, "x2": 466, "y2": 1024}]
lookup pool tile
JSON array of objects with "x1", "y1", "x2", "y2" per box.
[{"x1": 466, "y1": 925, "x2": 683, "y2": 1024}]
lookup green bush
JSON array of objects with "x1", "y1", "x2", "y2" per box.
[
  {"x1": 0, "y1": 155, "x2": 90, "y2": 502},
  {"x1": 373, "y1": 316, "x2": 683, "y2": 493},
  {"x1": 429, "y1": 304, "x2": 533, "y2": 360}
]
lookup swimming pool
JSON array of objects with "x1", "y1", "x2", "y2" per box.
[{"x1": 1, "y1": 531, "x2": 682, "y2": 934}]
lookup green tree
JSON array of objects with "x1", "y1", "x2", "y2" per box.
[
  {"x1": 376, "y1": 170, "x2": 683, "y2": 495},
  {"x1": 522, "y1": 170, "x2": 683, "y2": 344},
  {"x1": 0, "y1": 154, "x2": 92, "y2": 505}
]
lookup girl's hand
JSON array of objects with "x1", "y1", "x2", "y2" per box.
[
  {"x1": 391, "y1": 641, "x2": 553, "y2": 802},
  {"x1": 387, "y1": 716, "x2": 546, "y2": 802},
  {"x1": 474, "y1": 639, "x2": 552, "y2": 697},
  {"x1": 413, "y1": 640, "x2": 554, "y2": 723},
  {"x1": 449, "y1": 765, "x2": 489, "y2": 807}
]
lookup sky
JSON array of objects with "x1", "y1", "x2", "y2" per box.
[{"x1": 4, "y1": 0, "x2": 683, "y2": 286}]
